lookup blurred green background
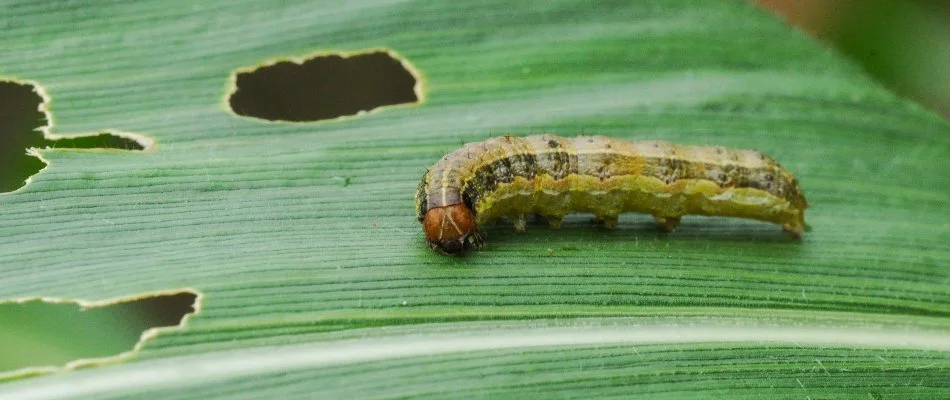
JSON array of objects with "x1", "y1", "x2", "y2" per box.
[
  {"x1": 757, "y1": 0, "x2": 950, "y2": 117},
  {"x1": 1, "y1": 0, "x2": 948, "y2": 377}
]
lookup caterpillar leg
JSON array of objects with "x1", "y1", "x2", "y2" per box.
[
  {"x1": 782, "y1": 214, "x2": 806, "y2": 238},
  {"x1": 545, "y1": 215, "x2": 564, "y2": 229},
  {"x1": 782, "y1": 222, "x2": 803, "y2": 238},
  {"x1": 595, "y1": 215, "x2": 619, "y2": 229},
  {"x1": 654, "y1": 216, "x2": 681, "y2": 232},
  {"x1": 465, "y1": 229, "x2": 486, "y2": 250},
  {"x1": 511, "y1": 213, "x2": 527, "y2": 233}
]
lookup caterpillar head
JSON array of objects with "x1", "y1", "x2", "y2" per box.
[{"x1": 422, "y1": 204, "x2": 483, "y2": 255}]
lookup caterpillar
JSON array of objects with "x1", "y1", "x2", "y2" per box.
[{"x1": 416, "y1": 135, "x2": 807, "y2": 255}]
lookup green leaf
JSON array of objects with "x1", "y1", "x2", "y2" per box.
[{"x1": 1, "y1": 0, "x2": 949, "y2": 398}]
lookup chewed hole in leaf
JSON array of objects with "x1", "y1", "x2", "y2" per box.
[
  {"x1": 228, "y1": 50, "x2": 422, "y2": 122},
  {"x1": 45, "y1": 135, "x2": 145, "y2": 151},
  {"x1": 0, "y1": 291, "x2": 198, "y2": 377},
  {"x1": 0, "y1": 80, "x2": 147, "y2": 193}
]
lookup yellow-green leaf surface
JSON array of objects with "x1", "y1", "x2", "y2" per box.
[{"x1": 2, "y1": 0, "x2": 950, "y2": 398}]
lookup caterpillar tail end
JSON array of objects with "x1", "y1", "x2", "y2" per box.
[{"x1": 423, "y1": 204, "x2": 483, "y2": 255}]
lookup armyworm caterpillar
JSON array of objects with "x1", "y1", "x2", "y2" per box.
[{"x1": 416, "y1": 135, "x2": 807, "y2": 255}]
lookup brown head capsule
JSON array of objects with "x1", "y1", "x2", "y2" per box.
[{"x1": 422, "y1": 204, "x2": 482, "y2": 255}]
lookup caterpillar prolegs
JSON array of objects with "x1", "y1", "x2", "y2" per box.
[{"x1": 416, "y1": 135, "x2": 808, "y2": 255}]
